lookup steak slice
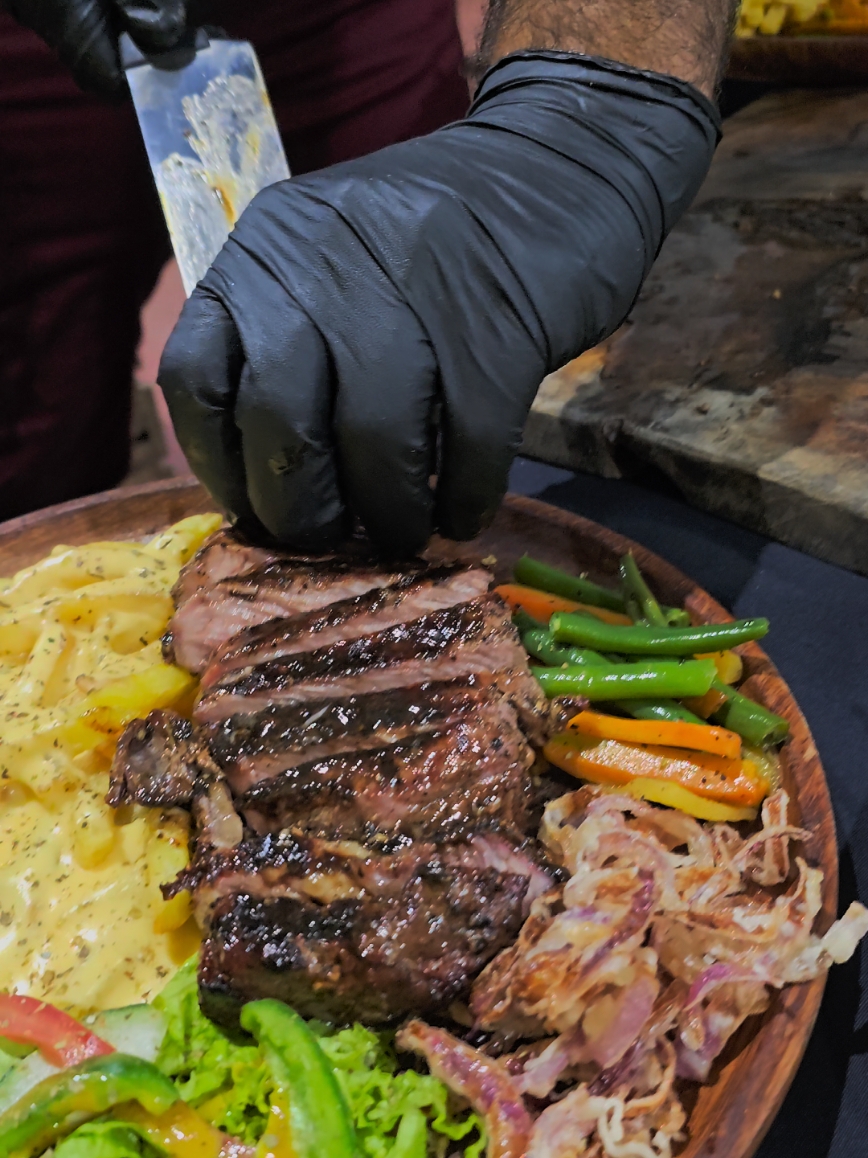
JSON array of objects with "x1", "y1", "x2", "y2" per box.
[
  {"x1": 167, "y1": 557, "x2": 424, "y2": 675},
  {"x1": 195, "y1": 598, "x2": 527, "y2": 719},
  {"x1": 181, "y1": 832, "x2": 540, "y2": 1027},
  {"x1": 235, "y1": 707, "x2": 535, "y2": 843},
  {"x1": 208, "y1": 679, "x2": 504, "y2": 790},
  {"x1": 170, "y1": 530, "x2": 280, "y2": 609},
  {"x1": 201, "y1": 566, "x2": 491, "y2": 688},
  {"x1": 107, "y1": 710, "x2": 198, "y2": 808}
]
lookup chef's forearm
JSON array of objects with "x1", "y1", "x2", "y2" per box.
[{"x1": 477, "y1": 0, "x2": 738, "y2": 98}]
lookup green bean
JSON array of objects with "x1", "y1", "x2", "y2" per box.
[
  {"x1": 522, "y1": 629, "x2": 609, "y2": 668},
  {"x1": 514, "y1": 555, "x2": 626, "y2": 613},
  {"x1": 612, "y1": 698, "x2": 705, "y2": 725},
  {"x1": 709, "y1": 679, "x2": 790, "y2": 747},
  {"x1": 620, "y1": 553, "x2": 667, "y2": 627},
  {"x1": 511, "y1": 608, "x2": 548, "y2": 635},
  {"x1": 532, "y1": 658, "x2": 716, "y2": 701},
  {"x1": 549, "y1": 613, "x2": 769, "y2": 656}
]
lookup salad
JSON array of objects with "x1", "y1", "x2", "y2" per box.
[{"x1": 0, "y1": 957, "x2": 483, "y2": 1158}]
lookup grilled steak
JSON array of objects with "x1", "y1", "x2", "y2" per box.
[
  {"x1": 209, "y1": 679, "x2": 513, "y2": 788},
  {"x1": 173, "y1": 831, "x2": 546, "y2": 1026},
  {"x1": 107, "y1": 710, "x2": 198, "y2": 808},
  {"x1": 237, "y1": 712, "x2": 534, "y2": 843},
  {"x1": 109, "y1": 529, "x2": 584, "y2": 1027},
  {"x1": 195, "y1": 598, "x2": 529, "y2": 719},
  {"x1": 200, "y1": 566, "x2": 491, "y2": 687},
  {"x1": 167, "y1": 555, "x2": 421, "y2": 675}
]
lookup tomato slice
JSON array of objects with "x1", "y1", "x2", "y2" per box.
[{"x1": 0, "y1": 994, "x2": 115, "y2": 1067}]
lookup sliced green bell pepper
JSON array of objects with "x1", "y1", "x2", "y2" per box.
[
  {"x1": 0, "y1": 1053, "x2": 178, "y2": 1158},
  {"x1": 240, "y1": 1000, "x2": 358, "y2": 1158}
]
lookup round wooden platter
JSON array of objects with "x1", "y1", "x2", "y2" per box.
[
  {"x1": 727, "y1": 34, "x2": 868, "y2": 83},
  {"x1": 0, "y1": 477, "x2": 837, "y2": 1158}
]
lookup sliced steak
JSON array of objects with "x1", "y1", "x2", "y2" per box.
[
  {"x1": 107, "y1": 710, "x2": 198, "y2": 808},
  {"x1": 201, "y1": 566, "x2": 491, "y2": 688},
  {"x1": 235, "y1": 707, "x2": 534, "y2": 843},
  {"x1": 208, "y1": 679, "x2": 504, "y2": 790},
  {"x1": 170, "y1": 530, "x2": 280, "y2": 610},
  {"x1": 184, "y1": 832, "x2": 538, "y2": 1027},
  {"x1": 166, "y1": 561, "x2": 420, "y2": 675},
  {"x1": 195, "y1": 598, "x2": 527, "y2": 719}
]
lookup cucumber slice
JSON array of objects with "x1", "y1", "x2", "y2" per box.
[
  {"x1": 0, "y1": 1003, "x2": 167, "y2": 1119},
  {"x1": 0, "y1": 1051, "x2": 59, "y2": 1116},
  {"x1": 86, "y1": 1005, "x2": 167, "y2": 1064}
]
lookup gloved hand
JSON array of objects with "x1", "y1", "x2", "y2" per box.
[
  {"x1": 3, "y1": 0, "x2": 186, "y2": 94},
  {"x1": 160, "y1": 52, "x2": 720, "y2": 556}
]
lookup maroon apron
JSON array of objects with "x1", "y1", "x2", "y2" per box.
[{"x1": 0, "y1": 1, "x2": 468, "y2": 517}]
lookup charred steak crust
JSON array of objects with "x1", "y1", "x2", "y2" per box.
[
  {"x1": 207, "y1": 599, "x2": 498, "y2": 693},
  {"x1": 107, "y1": 710, "x2": 197, "y2": 808},
  {"x1": 236, "y1": 714, "x2": 535, "y2": 844},
  {"x1": 198, "y1": 865, "x2": 531, "y2": 1027}
]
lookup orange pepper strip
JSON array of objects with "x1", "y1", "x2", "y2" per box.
[
  {"x1": 682, "y1": 688, "x2": 729, "y2": 719},
  {"x1": 494, "y1": 584, "x2": 633, "y2": 626},
  {"x1": 567, "y1": 709, "x2": 742, "y2": 760},
  {"x1": 544, "y1": 732, "x2": 766, "y2": 808}
]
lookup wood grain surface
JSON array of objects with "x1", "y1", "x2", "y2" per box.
[
  {"x1": 522, "y1": 88, "x2": 868, "y2": 577},
  {"x1": 0, "y1": 480, "x2": 838, "y2": 1158}
]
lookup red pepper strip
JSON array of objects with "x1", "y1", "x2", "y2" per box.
[{"x1": 0, "y1": 994, "x2": 114, "y2": 1068}]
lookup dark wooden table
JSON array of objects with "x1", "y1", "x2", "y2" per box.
[{"x1": 522, "y1": 88, "x2": 868, "y2": 578}]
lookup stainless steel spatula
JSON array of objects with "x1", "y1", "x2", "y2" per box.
[{"x1": 122, "y1": 29, "x2": 290, "y2": 296}]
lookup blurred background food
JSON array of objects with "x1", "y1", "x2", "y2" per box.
[{"x1": 738, "y1": 0, "x2": 868, "y2": 35}]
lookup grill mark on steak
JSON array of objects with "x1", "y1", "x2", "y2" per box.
[
  {"x1": 167, "y1": 562, "x2": 419, "y2": 675},
  {"x1": 194, "y1": 600, "x2": 528, "y2": 721},
  {"x1": 236, "y1": 708, "x2": 534, "y2": 843},
  {"x1": 208, "y1": 680, "x2": 501, "y2": 788},
  {"x1": 201, "y1": 566, "x2": 491, "y2": 688},
  {"x1": 187, "y1": 831, "x2": 539, "y2": 1027},
  {"x1": 170, "y1": 530, "x2": 280, "y2": 609}
]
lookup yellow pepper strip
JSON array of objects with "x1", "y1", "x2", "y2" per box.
[
  {"x1": 567, "y1": 709, "x2": 741, "y2": 759},
  {"x1": 611, "y1": 778, "x2": 758, "y2": 822},
  {"x1": 256, "y1": 1093, "x2": 297, "y2": 1158},
  {"x1": 544, "y1": 731, "x2": 767, "y2": 809},
  {"x1": 494, "y1": 584, "x2": 633, "y2": 626},
  {"x1": 114, "y1": 1100, "x2": 226, "y2": 1157},
  {"x1": 697, "y1": 649, "x2": 743, "y2": 685}
]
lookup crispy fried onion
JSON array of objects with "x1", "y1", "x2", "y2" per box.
[{"x1": 403, "y1": 786, "x2": 868, "y2": 1158}]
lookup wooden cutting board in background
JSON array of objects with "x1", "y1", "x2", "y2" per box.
[{"x1": 523, "y1": 89, "x2": 868, "y2": 576}]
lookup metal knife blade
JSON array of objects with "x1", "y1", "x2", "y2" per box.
[{"x1": 122, "y1": 29, "x2": 290, "y2": 296}]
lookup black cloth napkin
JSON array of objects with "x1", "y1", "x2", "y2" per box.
[{"x1": 508, "y1": 458, "x2": 868, "y2": 1158}]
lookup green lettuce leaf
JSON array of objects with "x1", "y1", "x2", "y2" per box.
[
  {"x1": 313, "y1": 1022, "x2": 485, "y2": 1158},
  {"x1": 151, "y1": 957, "x2": 484, "y2": 1157},
  {"x1": 152, "y1": 956, "x2": 272, "y2": 1143}
]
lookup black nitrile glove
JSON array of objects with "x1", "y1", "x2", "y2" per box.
[
  {"x1": 159, "y1": 52, "x2": 720, "y2": 555},
  {"x1": 3, "y1": 0, "x2": 186, "y2": 94}
]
